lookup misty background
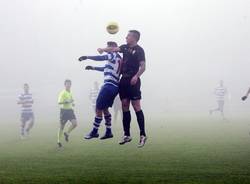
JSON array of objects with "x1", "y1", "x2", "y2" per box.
[{"x1": 0, "y1": 0, "x2": 250, "y2": 123}]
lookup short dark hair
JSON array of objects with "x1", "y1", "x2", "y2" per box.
[
  {"x1": 129, "y1": 30, "x2": 140, "y2": 41},
  {"x1": 64, "y1": 79, "x2": 71, "y2": 85},
  {"x1": 107, "y1": 41, "x2": 118, "y2": 47}
]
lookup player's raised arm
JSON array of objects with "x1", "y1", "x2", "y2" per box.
[
  {"x1": 85, "y1": 66, "x2": 105, "y2": 72},
  {"x1": 97, "y1": 47, "x2": 120, "y2": 54},
  {"x1": 79, "y1": 53, "x2": 116, "y2": 62}
]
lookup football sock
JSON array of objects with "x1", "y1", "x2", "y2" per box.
[
  {"x1": 136, "y1": 110, "x2": 146, "y2": 136},
  {"x1": 123, "y1": 111, "x2": 131, "y2": 136},
  {"x1": 92, "y1": 116, "x2": 102, "y2": 134}
]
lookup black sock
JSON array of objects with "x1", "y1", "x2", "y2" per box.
[
  {"x1": 123, "y1": 111, "x2": 131, "y2": 136},
  {"x1": 136, "y1": 110, "x2": 146, "y2": 136}
]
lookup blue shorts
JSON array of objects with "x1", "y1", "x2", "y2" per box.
[
  {"x1": 21, "y1": 112, "x2": 34, "y2": 122},
  {"x1": 96, "y1": 83, "x2": 119, "y2": 110}
]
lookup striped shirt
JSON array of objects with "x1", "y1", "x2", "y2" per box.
[
  {"x1": 214, "y1": 86, "x2": 227, "y2": 101},
  {"x1": 18, "y1": 93, "x2": 33, "y2": 113},
  {"x1": 87, "y1": 52, "x2": 122, "y2": 87},
  {"x1": 103, "y1": 52, "x2": 122, "y2": 87}
]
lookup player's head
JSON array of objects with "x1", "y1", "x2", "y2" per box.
[
  {"x1": 219, "y1": 80, "x2": 224, "y2": 86},
  {"x1": 126, "y1": 30, "x2": 140, "y2": 45},
  {"x1": 107, "y1": 41, "x2": 118, "y2": 48},
  {"x1": 64, "y1": 79, "x2": 71, "y2": 90},
  {"x1": 23, "y1": 83, "x2": 29, "y2": 93}
]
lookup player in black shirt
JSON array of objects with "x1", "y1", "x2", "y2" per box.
[{"x1": 98, "y1": 30, "x2": 147, "y2": 148}]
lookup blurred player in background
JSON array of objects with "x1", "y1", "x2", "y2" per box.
[
  {"x1": 209, "y1": 80, "x2": 228, "y2": 119},
  {"x1": 17, "y1": 83, "x2": 34, "y2": 139},
  {"x1": 113, "y1": 96, "x2": 122, "y2": 123},
  {"x1": 89, "y1": 81, "x2": 99, "y2": 112},
  {"x1": 57, "y1": 79, "x2": 78, "y2": 148},
  {"x1": 79, "y1": 41, "x2": 122, "y2": 140}
]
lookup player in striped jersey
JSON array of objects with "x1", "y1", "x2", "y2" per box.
[
  {"x1": 17, "y1": 83, "x2": 34, "y2": 139},
  {"x1": 89, "y1": 81, "x2": 99, "y2": 112},
  {"x1": 79, "y1": 41, "x2": 122, "y2": 140},
  {"x1": 209, "y1": 80, "x2": 228, "y2": 118}
]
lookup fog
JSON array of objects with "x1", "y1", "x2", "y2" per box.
[{"x1": 0, "y1": 0, "x2": 250, "y2": 122}]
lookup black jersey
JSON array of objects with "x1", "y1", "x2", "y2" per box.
[{"x1": 119, "y1": 44, "x2": 145, "y2": 77}]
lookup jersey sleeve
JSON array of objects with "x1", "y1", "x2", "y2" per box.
[
  {"x1": 137, "y1": 47, "x2": 146, "y2": 62},
  {"x1": 107, "y1": 53, "x2": 114, "y2": 60},
  {"x1": 119, "y1": 44, "x2": 127, "y2": 53},
  {"x1": 58, "y1": 92, "x2": 64, "y2": 104}
]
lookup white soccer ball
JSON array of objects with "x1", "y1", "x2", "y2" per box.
[{"x1": 106, "y1": 22, "x2": 119, "y2": 34}]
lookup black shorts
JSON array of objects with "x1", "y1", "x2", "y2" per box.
[
  {"x1": 60, "y1": 109, "x2": 76, "y2": 124},
  {"x1": 119, "y1": 77, "x2": 141, "y2": 100}
]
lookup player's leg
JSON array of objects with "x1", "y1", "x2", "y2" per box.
[
  {"x1": 84, "y1": 109, "x2": 102, "y2": 139},
  {"x1": 26, "y1": 113, "x2": 34, "y2": 136},
  {"x1": 100, "y1": 84, "x2": 118, "y2": 140},
  {"x1": 119, "y1": 98, "x2": 133, "y2": 144},
  {"x1": 131, "y1": 78, "x2": 147, "y2": 148},
  {"x1": 100, "y1": 109, "x2": 113, "y2": 140},
  {"x1": 57, "y1": 109, "x2": 67, "y2": 148},
  {"x1": 20, "y1": 119, "x2": 26, "y2": 139},
  {"x1": 132, "y1": 99, "x2": 147, "y2": 148},
  {"x1": 57, "y1": 122, "x2": 66, "y2": 148},
  {"x1": 119, "y1": 77, "x2": 133, "y2": 145},
  {"x1": 218, "y1": 101, "x2": 225, "y2": 118},
  {"x1": 85, "y1": 86, "x2": 107, "y2": 139},
  {"x1": 64, "y1": 110, "x2": 77, "y2": 142},
  {"x1": 210, "y1": 101, "x2": 220, "y2": 114}
]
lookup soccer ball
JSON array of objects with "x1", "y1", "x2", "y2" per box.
[{"x1": 106, "y1": 22, "x2": 119, "y2": 34}]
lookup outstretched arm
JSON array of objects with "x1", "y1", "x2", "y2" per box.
[
  {"x1": 97, "y1": 47, "x2": 120, "y2": 54},
  {"x1": 242, "y1": 87, "x2": 250, "y2": 101},
  {"x1": 85, "y1": 66, "x2": 105, "y2": 72},
  {"x1": 93, "y1": 66, "x2": 105, "y2": 72},
  {"x1": 79, "y1": 55, "x2": 110, "y2": 62}
]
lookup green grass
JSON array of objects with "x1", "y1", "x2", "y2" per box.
[{"x1": 0, "y1": 116, "x2": 250, "y2": 184}]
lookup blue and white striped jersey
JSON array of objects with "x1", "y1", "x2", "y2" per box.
[
  {"x1": 103, "y1": 52, "x2": 122, "y2": 87},
  {"x1": 18, "y1": 93, "x2": 33, "y2": 113},
  {"x1": 87, "y1": 52, "x2": 122, "y2": 87}
]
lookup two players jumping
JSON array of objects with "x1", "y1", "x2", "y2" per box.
[{"x1": 79, "y1": 30, "x2": 147, "y2": 148}]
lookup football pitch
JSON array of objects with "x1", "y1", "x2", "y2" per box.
[{"x1": 0, "y1": 115, "x2": 250, "y2": 184}]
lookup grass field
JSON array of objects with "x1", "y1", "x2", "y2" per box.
[{"x1": 0, "y1": 115, "x2": 250, "y2": 184}]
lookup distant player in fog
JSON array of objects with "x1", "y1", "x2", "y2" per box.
[
  {"x1": 209, "y1": 80, "x2": 228, "y2": 118},
  {"x1": 113, "y1": 96, "x2": 122, "y2": 123},
  {"x1": 89, "y1": 81, "x2": 99, "y2": 112},
  {"x1": 17, "y1": 83, "x2": 34, "y2": 139}
]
